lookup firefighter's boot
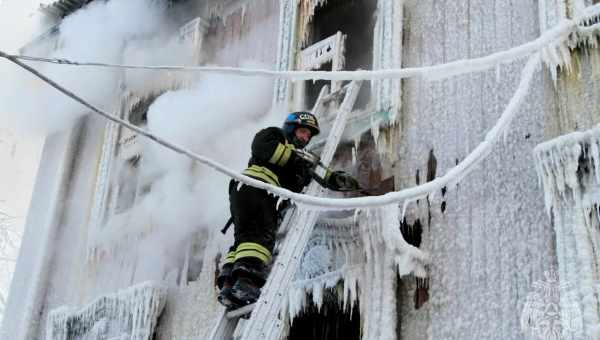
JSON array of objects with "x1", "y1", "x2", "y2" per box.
[
  {"x1": 230, "y1": 260, "x2": 266, "y2": 305},
  {"x1": 230, "y1": 277, "x2": 261, "y2": 305},
  {"x1": 217, "y1": 263, "x2": 239, "y2": 308}
]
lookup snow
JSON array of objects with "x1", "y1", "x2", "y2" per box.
[{"x1": 46, "y1": 281, "x2": 166, "y2": 340}]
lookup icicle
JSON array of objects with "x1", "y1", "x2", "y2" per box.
[
  {"x1": 312, "y1": 281, "x2": 324, "y2": 311},
  {"x1": 353, "y1": 208, "x2": 361, "y2": 223},
  {"x1": 401, "y1": 200, "x2": 409, "y2": 222},
  {"x1": 495, "y1": 63, "x2": 501, "y2": 82},
  {"x1": 47, "y1": 282, "x2": 166, "y2": 340},
  {"x1": 534, "y1": 123, "x2": 600, "y2": 335},
  {"x1": 240, "y1": 3, "x2": 247, "y2": 26},
  {"x1": 428, "y1": 190, "x2": 436, "y2": 202},
  {"x1": 351, "y1": 146, "x2": 357, "y2": 166},
  {"x1": 592, "y1": 140, "x2": 600, "y2": 184},
  {"x1": 371, "y1": 116, "x2": 381, "y2": 149}
]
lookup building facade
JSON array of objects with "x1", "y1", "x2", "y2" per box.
[{"x1": 2, "y1": 0, "x2": 600, "y2": 339}]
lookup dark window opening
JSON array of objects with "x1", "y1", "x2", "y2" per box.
[
  {"x1": 183, "y1": 232, "x2": 207, "y2": 283},
  {"x1": 306, "y1": 61, "x2": 333, "y2": 109},
  {"x1": 287, "y1": 289, "x2": 360, "y2": 340},
  {"x1": 114, "y1": 158, "x2": 140, "y2": 214},
  {"x1": 400, "y1": 218, "x2": 422, "y2": 248},
  {"x1": 128, "y1": 96, "x2": 154, "y2": 126},
  {"x1": 304, "y1": 0, "x2": 376, "y2": 110}
]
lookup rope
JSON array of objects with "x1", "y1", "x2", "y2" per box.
[{"x1": 0, "y1": 49, "x2": 541, "y2": 210}]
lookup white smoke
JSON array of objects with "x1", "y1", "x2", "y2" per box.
[
  {"x1": 98, "y1": 63, "x2": 283, "y2": 282},
  {"x1": 0, "y1": 0, "x2": 194, "y2": 135},
  {"x1": 1, "y1": 0, "x2": 285, "y2": 288}
]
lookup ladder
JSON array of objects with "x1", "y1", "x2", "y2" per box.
[{"x1": 208, "y1": 80, "x2": 362, "y2": 340}]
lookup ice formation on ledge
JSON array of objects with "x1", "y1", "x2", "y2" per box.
[
  {"x1": 298, "y1": 0, "x2": 329, "y2": 45},
  {"x1": 541, "y1": 3, "x2": 600, "y2": 80},
  {"x1": 571, "y1": 4, "x2": 600, "y2": 48},
  {"x1": 284, "y1": 205, "x2": 428, "y2": 340},
  {"x1": 534, "y1": 125, "x2": 600, "y2": 339},
  {"x1": 46, "y1": 281, "x2": 167, "y2": 340}
]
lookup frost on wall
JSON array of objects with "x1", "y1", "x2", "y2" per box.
[
  {"x1": 273, "y1": 0, "x2": 298, "y2": 105},
  {"x1": 371, "y1": 0, "x2": 403, "y2": 162},
  {"x1": 285, "y1": 205, "x2": 428, "y2": 340},
  {"x1": 534, "y1": 127, "x2": 600, "y2": 338},
  {"x1": 46, "y1": 282, "x2": 167, "y2": 340}
]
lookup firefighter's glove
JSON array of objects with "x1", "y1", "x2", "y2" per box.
[
  {"x1": 293, "y1": 154, "x2": 315, "y2": 187},
  {"x1": 326, "y1": 171, "x2": 361, "y2": 192}
]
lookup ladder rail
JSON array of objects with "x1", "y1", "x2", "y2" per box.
[
  {"x1": 240, "y1": 80, "x2": 363, "y2": 340},
  {"x1": 207, "y1": 206, "x2": 299, "y2": 340},
  {"x1": 208, "y1": 308, "x2": 240, "y2": 340}
]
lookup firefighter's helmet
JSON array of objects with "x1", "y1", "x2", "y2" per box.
[{"x1": 283, "y1": 111, "x2": 320, "y2": 138}]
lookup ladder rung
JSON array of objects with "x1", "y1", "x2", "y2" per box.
[
  {"x1": 320, "y1": 82, "x2": 352, "y2": 104},
  {"x1": 226, "y1": 303, "x2": 255, "y2": 319}
]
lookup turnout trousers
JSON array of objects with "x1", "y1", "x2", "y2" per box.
[{"x1": 225, "y1": 180, "x2": 279, "y2": 285}]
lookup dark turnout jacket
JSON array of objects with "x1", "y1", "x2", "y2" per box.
[
  {"x1": 226, "y1": 127, "x2": 311, "y2": 259},
  {"x1": 242, "y1": 127, "x2": 311, "y2": 193}
]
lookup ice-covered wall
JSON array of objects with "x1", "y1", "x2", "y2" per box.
[
  {"x1": 395, "y1": 1, "x2": 569, "y2": 339},
  {"x1": 35, "y1": 116, "x2": 111, "y2": 340},
  {"x1": 202, "y1": 0, "x2": 280, "y2": 67},
  {"x1": 1, "y1": 125, "x2": 82, "y2": 340}
]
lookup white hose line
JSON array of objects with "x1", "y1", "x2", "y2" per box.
[
  {"x1": 0, "y1": 50, "x2": 541, "y2": 210},
  {"x1": 4, "y1": 18, "x2": 571, "y2": 82}
]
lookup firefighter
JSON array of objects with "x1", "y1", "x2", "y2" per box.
[{"x1": 216, "y1": 111, "x2": 359, "y2": 308}]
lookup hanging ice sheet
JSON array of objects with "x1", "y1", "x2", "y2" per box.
[
  {"x1": 46, "y1": 281, "x2": 167, "y2": 340},
  {"x1": 285, "y1": 206, "x2": 429, "y2": 340},
  {"x1": 534, "y1": 125, "x2": 600, "y2": 339}
]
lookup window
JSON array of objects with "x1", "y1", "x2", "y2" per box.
[
  {"x1": 178, "y1": 17, "x2": 209, "y2": 64},
  {"x1": 109, "y1": 95, "x2": 157, "y2": 217},
  {"x1": 296, "y1": 0, "x2": 376, "y2": 110}
]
